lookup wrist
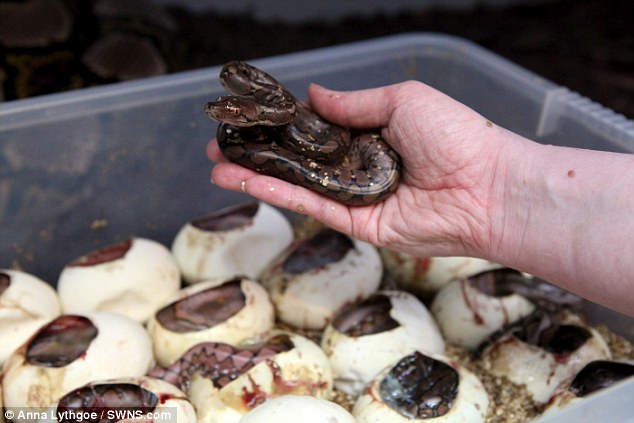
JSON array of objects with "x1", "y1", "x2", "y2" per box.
[
  {"x1": 459, "y1": 126, "x2": 537, "y2": 262},
  {"x1": 484, "y1": 135, "x2": 634, "y2": 314}
]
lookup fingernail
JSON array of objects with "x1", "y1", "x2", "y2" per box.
[
  {"x1": 210, "y1": 175, "x2": 215, "y2": 185},
  {"x1": 240, "y1": 180, "x2": 247, "y2": 193}
]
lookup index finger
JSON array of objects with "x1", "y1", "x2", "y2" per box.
[
  {"x1": 307, "y1": 81, "x2": 434, "y2": 129},
  {"x1": 206, "y1": 138, "x2": 228, "y2": 163}
]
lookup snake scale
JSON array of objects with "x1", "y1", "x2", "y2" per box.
[
  {"x1": 205, "y1": 61, "x2": 401, "y2": 206},
  {"x1": 148, "y1": 334, "x2": 294, "y2": 392}
]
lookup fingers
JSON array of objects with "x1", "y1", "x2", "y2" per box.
[
  {"x1": 206, "y1": 138, "x2": 226, "y2": 162},
  {"x1": 307, "y1": 83, "x2": 396, "y2": 128},
  {"x1": 208, "y1": 136, "x2": 350, "y2": 227},
  {"x1": 210, "y1": 162, "x2": 354, "y2": 233},
  {"x1": 307, "y1": 81, "x2": 438, "y2": 128}
]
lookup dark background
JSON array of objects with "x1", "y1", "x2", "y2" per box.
[{"x1": 0, "y1": 0, "x2": 632, "y2": 119}]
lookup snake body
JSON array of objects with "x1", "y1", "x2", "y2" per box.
[
  {"x1": 148, "y1": 334, "x2": 294, "y2": 392},
  {"x1": 205, "y1": 61, "x2": 401, "y2": 206}
]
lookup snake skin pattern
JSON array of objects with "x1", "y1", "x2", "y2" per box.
[
  {"x1": 148, "y1": 334, "x2": 294, "y2": 392},
  {"x1": 205, "y1": 61, "x2": 401, "y2": 206}
]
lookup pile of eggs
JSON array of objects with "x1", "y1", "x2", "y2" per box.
[{"x1": 1, "y1": 201, "x2": 633, "y2": 423}]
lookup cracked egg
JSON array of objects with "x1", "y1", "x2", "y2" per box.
[
  {"x1": 480, "y1": 309, "x2": 611, "y2": 403},
  {"x1": 321, "y1": 290, "x2": 445, "y2": 396},
  {"x1": 57, "y1": 237, "x2": 181, "y2": 323},
  {"x1": 2, "y1": 312, "x2": 154, "y2": 416},
  {"x1": 149, "y1": 331, "x2": 332, "y2": 423},
  {"x1": 147, "y1": 276, "x2": 274, "y2": 366},
  {"x1": 40, "y1": 377, "x2": 197, "y2": 423},
  {"x1": 0, "y1": 269, "x2": 60, "y2": 365},
  {"x1": 261, "y1": 228, "x2": 382, "y2": 329},
  {"x1": 354, "y1": 351, "x2": 489, "y2": 423},
  {"x1": 171, "y1": 202, "x2": 293, "y2": 284}
]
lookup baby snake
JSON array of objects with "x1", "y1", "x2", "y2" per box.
[
  {"x1": 148, "y1": 334, "x2": 294, "y2": 392},
  {"x1": 205, "y1": 61, "x2": 401, "y2": 206}
]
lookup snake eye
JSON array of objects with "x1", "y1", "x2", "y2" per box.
[{"x1": 229, "y1": 106, "x2": 241, "y2": 116}]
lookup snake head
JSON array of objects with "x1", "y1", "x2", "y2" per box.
[
  {"x1": 205, "y1": 96, "x2": 260, "y2": 126},
  {"x1": 220, "y1": 61, "x2": 255, "y2": 95},
  {"x1": 221, "y1": 60, "x2": 284, "y2": 96}
]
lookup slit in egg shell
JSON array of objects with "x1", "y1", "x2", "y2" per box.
[{"x1": 25, "y1": 315, "x2": 98, "y2": 367}]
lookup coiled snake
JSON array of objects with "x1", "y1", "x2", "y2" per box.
[{"x1": 205, "y1": 61, "x2": 401, "y2": 206}]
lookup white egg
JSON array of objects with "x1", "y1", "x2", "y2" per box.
[
  {"x1": 2, "y1": 312, "x2": 154, "y2": 416},
  {"x1": 431, "y1": 270, "x2": 536, "y2": 350},
  {"x1": 380, "y1": 251, "x2": 502, "y2": 297},
  {"x1": 0, "y1": 269, "x2": 60, "y2": 365},
  {"x1": 261, "y1": 228, "x2": 382, "y2": 329},
  {"x1": 57, "y1": 237, "x2": 181, "y2": 322},
  {"x1": 150, "y1": 331, "x2": 332, "y2": 423},
  {"x1": 322, "y1": 290, "x2": 445, "y2": 396},
  {"x1": 481, "y1": 311, "x2": 611, "y2": 403},
  {"x1": 171, "y1": 202, "x2": 293, "y2": 284},
  {"x1": 147, "y1": 277, "x2": 275, "y2": 366},
  {"x1": 238, "y1": 395, "x2": 356, "y2": 423},
  {"x1": 39, "y1": 377, "x2": 197, "y2": 423},
  {"x1": 354, "y1": 351, "x2": 489, "y2": 423}
]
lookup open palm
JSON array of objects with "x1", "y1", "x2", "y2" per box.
[{"x1": 208, "y1": 81, "x2": 516, "y2": 259}]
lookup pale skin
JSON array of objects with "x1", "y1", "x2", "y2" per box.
[{"x1": 208, "y1": 81, "x2": 634, "y2": 316}]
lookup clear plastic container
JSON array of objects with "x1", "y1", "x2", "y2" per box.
[{"x1": 1, "y1": 33, "x2": 633, "y2": 421}]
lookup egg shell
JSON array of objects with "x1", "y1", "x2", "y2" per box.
[
  {"x1": 481, "y1": 314, "x2": 611, "y2": 403},
  {"x1": 540, "y1": 389, "x2": 581, "y2": 417},
  {"x1": 431, "y1": 278, "x2": 536, "y2": 350},
  {"x1": 543, "y1": 359, "x2": 634, "y2": 415},
  {"x1": 136, "y1": 376, "x2": 198, "y2": 423},
  {"x1": 189, "y1": 332, "x2": 333, "y2": 423},
  {"x1": 0, "y1": 269, "x2": 60, "y2": 365},
  {"x1": 354, "y1": 353, "x2": 489, "y2": 423},
  {"x1": 2, "y1": 312, "x2": 154, "y2": 413},
  {"x1": 171, "y1": 202, "x2": 293, "y2": 283},
  {"x1": 262, "y1": 238, "x2": 382, "y2": 330},
  {"x1": 321, "y1": 290, "x2": 445, "y2": 396},
  {"x1": 147, "y1": 277, "x2": 275, "y2": 366},
  {"x1": 238, "y1": 395, "x2": 356, "y2": 423},
  {"x1": 57, "y1": 237, "x2": 181, "y2": 323},
  {"x1": 380, "y1": 252, "x2": 502, "y2": 297}
]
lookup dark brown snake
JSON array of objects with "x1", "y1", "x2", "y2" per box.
[
  {"x1": 379, "y1": 351, "x2": 458, "y2": 419},
  {"x1": 205, "y1": 61, "x2": 401, "y2": 206}
]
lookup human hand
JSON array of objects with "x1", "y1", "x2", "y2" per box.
[{"x1": 207, "y1": 81, "x2": 527, "y2": 259}]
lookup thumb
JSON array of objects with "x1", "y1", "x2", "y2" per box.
[{"x1": 307, "y1": 83, "x2": 397, "y2": 128}]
